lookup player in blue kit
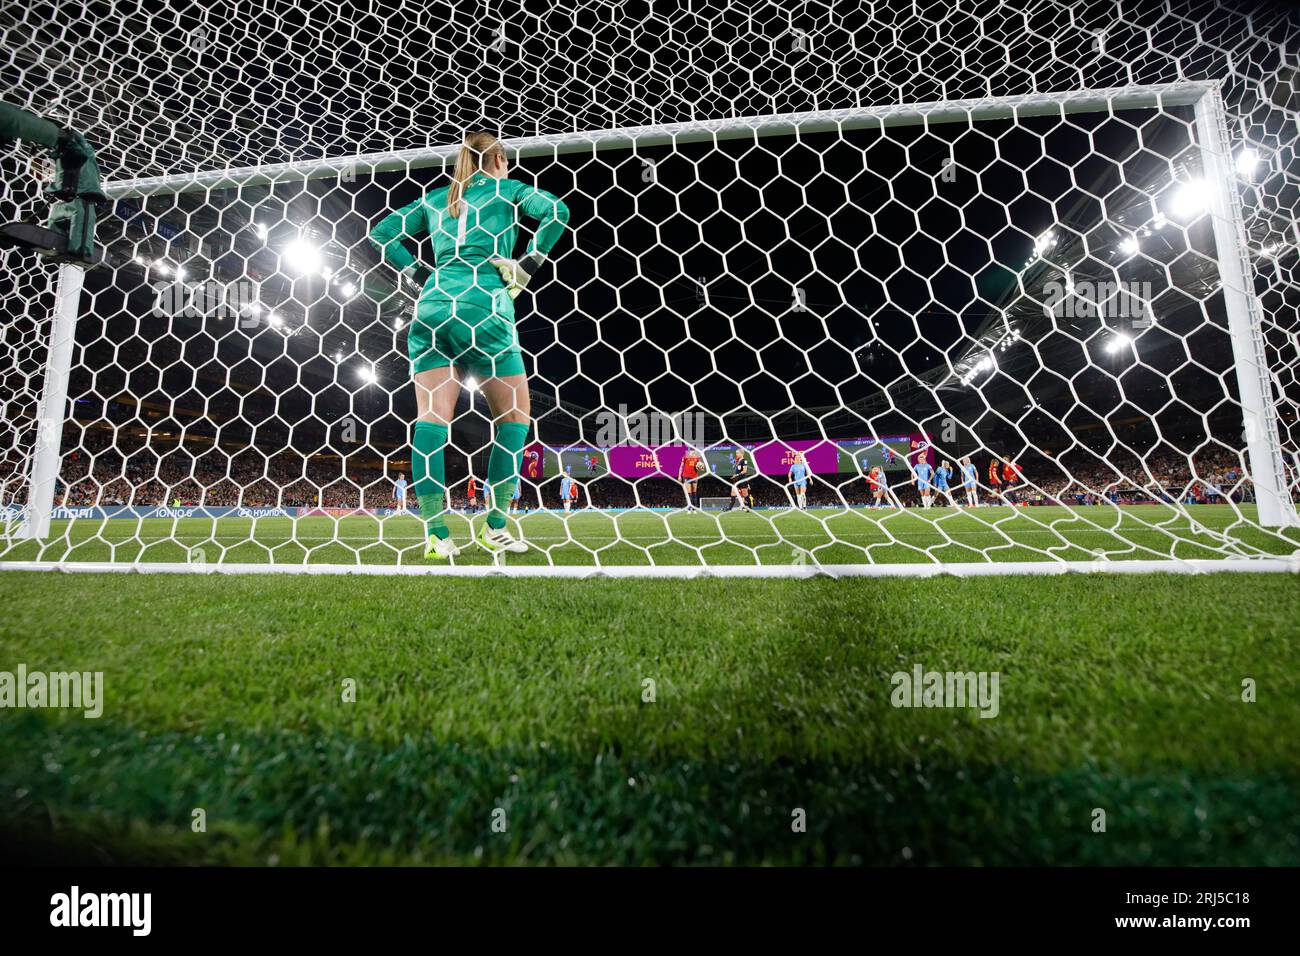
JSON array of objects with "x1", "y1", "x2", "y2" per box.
[
  {"x1": 960, "y1": 456, "x2": 979, "y2": 507},
  {"x1": 788, "y1": 452, "x2": 810, "y2": 510},
  {"x1": 393, "y1": 473, "x2": 408, "y2": 511},
  {"x1": 914, "y1": 455, "x2": 934, "y2": 509},
  {"x1": 934, "y1": 460, "x2": 953, "y2": 506},
  {"x1": 560, "y1": 466, "x2": 574, "y2": 513},
  {"x1": 867, "y1": 465, "x2": 892, "y2": 508}
]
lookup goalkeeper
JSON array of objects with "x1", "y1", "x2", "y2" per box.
[{"x1": 370, "y1": 132, "x2": 570, "y2": 558}]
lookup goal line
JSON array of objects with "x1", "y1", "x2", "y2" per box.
[{"x1": 1, "y1": 558, "x2": 1296, "y2": 579}]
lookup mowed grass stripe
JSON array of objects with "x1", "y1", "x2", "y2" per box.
[{"x1": 0, "y1": 573, "x2": 1296, "y2": 864}]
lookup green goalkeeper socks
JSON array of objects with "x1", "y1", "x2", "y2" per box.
[
  {"x1": 414, "y1": 419, "x2": 527, "y2": 534},
  {"x1": 412, "y1": 421, "x2": 450, "y2": 540},
  {"x1": 486, "y1": 420, "x2": 530, "y2": 530}
]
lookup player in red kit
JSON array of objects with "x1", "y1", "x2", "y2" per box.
[
  {"x1": 1001, "y1": 458, "x2": 1022, "y2": 504},
  {"x1": 679, "y1": 449, "x2": 703, "y2": 510},
  {"x1": 512, "y1": 450, "x2": 540, "y2": 515},
  {"x1": 987, "y1": 458, "x2": 1003, "y2": 503},
  {"x1": 467, "y1": 475, "x2": 479, "y2": 514}
]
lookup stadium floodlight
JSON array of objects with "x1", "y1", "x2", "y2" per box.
[
  {"x1": 1168, "y1": 179, "x2": 1209, "y2": 218},
  {"x1": 1235, "y1": 148, "x2": 1260, "y2": 178},
  {"x1": 281, "y1": 237, "x2": 322, "y2": 276},
  {"x1": 5, "y1": 78, "x2": 1298, "y2": 579},
  {"x1": 1118, "y1": 236, "x2": 1139, "y2": 256}
]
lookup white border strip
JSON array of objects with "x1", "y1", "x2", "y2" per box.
[{"x1": 0, "y1": 558, "x2": 1295, "y2": 578}]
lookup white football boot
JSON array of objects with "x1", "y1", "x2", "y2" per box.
[
  {"x1": 478, "y1": 523, "x2": 528, "y2": 554},
  {"x1": 424, "y1": 535, "x2": 460, "y2": 560}
]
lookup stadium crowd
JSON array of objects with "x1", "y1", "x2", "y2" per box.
[{"x1": 10, "y1": 426, "x2": 1263, "y2": 512}]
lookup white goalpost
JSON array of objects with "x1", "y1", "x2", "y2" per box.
[{"x1": 2, "y1": 79, "x2": 1298, "y2": 577}]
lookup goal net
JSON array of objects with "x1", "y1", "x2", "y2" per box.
[{"x1": 2, "y1": 3, "x2": 1299, "y2": 577}]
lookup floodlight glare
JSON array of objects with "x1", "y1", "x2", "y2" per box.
[
  {"x1": 1169, "y1": 179, "x2": 1208, "y2": 218},
  {"x1": 1235, "y1": 148, "x2": 1260, "y2": 177},
  {"x1": 282, "y1": 237, "x2": 323, "y2": 276}
]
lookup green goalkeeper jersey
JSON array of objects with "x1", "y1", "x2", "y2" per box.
[{"x1": 369, "y1": 175, "x2": 570, "y2": 316}]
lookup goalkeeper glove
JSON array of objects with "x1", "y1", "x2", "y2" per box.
[
  {"x1": 401, "y1": 263, "x2": 431, "y2": 294},
  {"x1": 491, "y1": 252, "x2": 546, "y2": 299}
]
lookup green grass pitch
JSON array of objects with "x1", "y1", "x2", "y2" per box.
[{"x1": 1, "y1": 504, "x2": 1297, "y2": 865}]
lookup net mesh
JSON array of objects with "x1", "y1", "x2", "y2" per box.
[{"x1": 1, "y1": 0, "x2": 1298, "y2": 572}]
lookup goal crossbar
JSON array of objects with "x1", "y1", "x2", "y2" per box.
[{"x1": 103, "y1": 82, "x2": 1218, "y2": 200}]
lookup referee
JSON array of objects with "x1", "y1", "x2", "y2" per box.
[{"x1": 726, "y1": 449, "x2": 752, "y2": 511}]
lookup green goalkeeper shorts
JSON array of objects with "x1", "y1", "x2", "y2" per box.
[{"x1": 409, "y1": 296, "x2": 525, "y2": 379}]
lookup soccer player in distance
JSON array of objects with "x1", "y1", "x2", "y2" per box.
[
  {"x1": 466, "y1": 474, "x2": 479, "y2": 515},
  {"x1": 867, "y1": 464, "x2": 887, "y2": 508},
  {"x1": 679, "y1": 448, "x2": 704, "y2": 511},
  {"x1": 560, "y1": 466, "x2": 574, "y2": 513},
  {"x1": 370, "y1": 131, "x2": 570, "y2": 559},
  {"x1": 788, "y1": 452, "x2": 810, "y2": 510},
  {"x1": 934, "y1": 459, "x2": 954, "y2": 506},
  {"x1": 393, "y1": 472, "x2": 408, "y2": 512},
  {"x1": 726, "y1": 449, "x2": 751, "y2": 511},
  {"x1": 1002, "y1": 457, "x2": 1022, "y2": 505},
  {"x1": 987, "y1": 456, "x2": 1003, "y2": 502},
  {"x1": 913, "y1": 453, "x2": 934, "y2": 509},
  {"x1": 518, "y1": 448, "x2": 541, "y2": 512},
  {"x1": 960, "y1": 456, "x2": 979, "y2": 507}
]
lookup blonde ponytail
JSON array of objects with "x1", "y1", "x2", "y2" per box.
[{"x1": 448, "y1": 131, "x2": 504, "y2": 218}]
